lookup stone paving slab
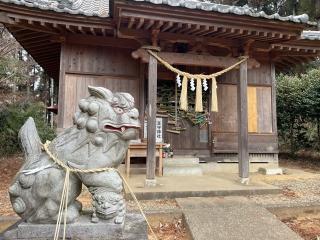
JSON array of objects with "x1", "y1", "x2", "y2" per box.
[
  {"x1": 177, "y1": 197, "x2": 303, "y2": 240},
  {"x1": 123, "y1": 172, "x2": 280, "y2": 200}
]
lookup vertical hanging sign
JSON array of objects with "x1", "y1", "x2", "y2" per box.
[{"x1": 144, "y1": 118, "x2": 163, "y2": 143}]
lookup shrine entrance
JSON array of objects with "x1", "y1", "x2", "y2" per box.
[
  {"x1": 133, "y1": 48, "x2": 252, "y2": 185},
  {"x1": 156, "y1": 67, "x2": 213, "y2": 157}
]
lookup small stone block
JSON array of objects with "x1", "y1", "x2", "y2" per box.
[
  {"x1": 145, "y1": 179, "x2": 157, "y2": 187},
  {"x1": 4, "y1": 213, "x2": 148, "y2": 240},
  {"x1": 259, "y1": 168, "x2": 283, "y2": 175}
]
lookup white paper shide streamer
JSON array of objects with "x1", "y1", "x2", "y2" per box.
[
  {"x1": 190, "y1": 78, "x2": 195, "y2": 91},
  {"x1": 176, "y1": 74, "x2": 182, "y2": 88},
  {"x1": 203, "y1": 79, "x2": 208, "y2": 91}
]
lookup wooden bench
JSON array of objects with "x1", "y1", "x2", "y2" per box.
[{"x1": 125, "y1": 143, "x2": 163, "y2": 177}]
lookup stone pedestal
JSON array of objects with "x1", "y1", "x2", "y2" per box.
[{"x1": 4, "y1": 213, "x2": 148, "y2": 240}]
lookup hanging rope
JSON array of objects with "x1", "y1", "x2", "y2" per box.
[
  {"x1": 195, "y1": 78, "x2": 203, "y2": 112},
  {"x1": 147, "y1": 50, "x2": 248, "y2": 79},
  {"x1": 211, "y1": 77, "x2": 218, "y2": 112},
  {"x1": 180, "y1": 75, "x2": 188, "y2": 111},
  {"x1": 42, "y1": 141, "x2": 158, "y2": 240},
  {"x1": 147, "y1": 50, "x2": 248, "y2": 112}
]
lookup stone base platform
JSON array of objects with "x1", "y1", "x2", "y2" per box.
[{"x1": 4, "y1": 213, "x2": 148, "y2": 240}]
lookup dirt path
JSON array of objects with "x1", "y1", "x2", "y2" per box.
[{"x1": 0, "y1": 155, "x2": 22, "y2": 217}]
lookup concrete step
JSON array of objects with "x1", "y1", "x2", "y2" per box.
[
  {"x1": 163, "y1": 156, "x2": 203, "y2": 176},
  {"x1": 177, "y1": 197, "x2": 302, "y2": 240},
  {"x1": 163, "y1": 156, "x2": 200, "y2": 166},
  {"x1": 163, "y1": 165, "x2": 203, "y2": 176}
]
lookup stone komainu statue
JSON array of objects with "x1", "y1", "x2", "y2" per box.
[{"x1": 8, "y1": 86, "x2": 140, "y2": 224}]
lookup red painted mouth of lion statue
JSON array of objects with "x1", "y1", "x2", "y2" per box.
[{"x1": 104, "y1": 124, "x2": 140, "y2": 133}]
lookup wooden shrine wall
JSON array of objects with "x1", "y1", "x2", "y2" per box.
[
  {"x1": 59, "y1": 43, "x2": 140, "y2": 128},
  {"x1": 58, "y1": 44, "x2": 278, "y2": 156},
  {"x1": 212, "y1": 62, "x2": 278, "y2": 154}
]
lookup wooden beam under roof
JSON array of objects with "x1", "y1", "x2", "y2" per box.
[
  {"x1": 118, "y1": 27, "x2": 239, "y2": 49},
  {"x1": 64, "y1": 34, "x2": 141, "y2": 49},
  {"x1": 16, "y1": 33, "x2": 50, "y2": 42},
  {"x1": 66, "y1": 24, "x2": 77, "y2": 34},
  {"x1": 132, "y1": 48, "x2": 260, "y2": 69},
  {"x1": 184, "y1": 24, "x2": 200, "y2": 35},
  {"x1": 136, "y1": 18, "x2": 145, "y2": 30},
  {"x1": 0, "y1": 6, "x2": 115, "y2": 38},
  {"x1": 275, "y1": 61, "x2": 288, "y2": 71},
  {"x1": 161, "y1": 21, "x2": 173, "y2": 32},
  {"x1": 11, "y1": 29, "x2": 39, "y2": 38},
  {"x1": 272, "y1": 43, "x2": 320, "y2": 53},
  {"x1": 145, "y1": 19, "x2": 155, "y2": 30},
  {"x1": 154, "y1": 20, "x2": 164, "y2": 30},
  {"x1": 128, "y1": 17, "x2": 135, "y2": 29},
  {"x1": 193, "y1": 25, "x2": 211, "y2": 36},
  {"x1": 115, "y1": 2, "x2": 305, "y2": 43},
  {"x1": 119, "y1": 14, "x2": 298, "y2": 43},
  {"x1": 271, "y1": 51, "x2": 319, "y2": 60}
]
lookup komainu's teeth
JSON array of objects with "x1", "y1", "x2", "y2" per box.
[{"x1": 121, "y1": 127, "x2": 125, "y2": 132}]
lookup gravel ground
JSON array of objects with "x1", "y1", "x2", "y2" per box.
[
  {"x1": 248, "y1": 160, "x2": 320, "y2": 240},
  {"x1": 248, "y1": 177, "x2": 320, "y2": 208}
]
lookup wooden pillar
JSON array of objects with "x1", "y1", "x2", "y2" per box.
[
  {"x1": 139, "y1": 61, "x2": 146, "y2": 139},
  {"x1": 57, "y1": 43, "x2": 66, "y2": 130},
  {"x1": 271, "y1": 63, "x2": 278, "y2": 134},
  {"x1": 238, "y1": 60, "x2": 249, "y2": 183},
  {"x1": 145, "y1": 53, "x2": 157, "y2": 187}
]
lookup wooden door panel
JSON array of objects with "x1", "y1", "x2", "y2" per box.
[
  {"x1": 212, "y1": 84, "x2": 238, "y2": 133},
  {"x1": 257, "y1": 87, "x2": 272, "y2": 133}
]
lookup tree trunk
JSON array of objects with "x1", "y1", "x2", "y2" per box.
[
  {"x1": 290, "y1": 119, "x2": 295, "y2": 155},
  {"x1": 27, "y1": 81, "x2": 30, "y2": 100},
  {"x1": 317, "y1": 117, "x2": 320, "y2": 148}
]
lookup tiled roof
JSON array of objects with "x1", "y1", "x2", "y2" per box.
[
  {"x1": 301, "y1": 31, "x2": 320, "y2": 40},
  {"x1": 134, "y1": 0, "x2": 309, "y2": 24},
  {"x1": 0, "y1": 0, "x2": 110, "y2": 17},
  {"x1": 0, "y1": 0, "x2": 311, "y2": 24}
]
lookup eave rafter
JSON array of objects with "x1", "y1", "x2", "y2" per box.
[
  {"x1": 118, "y1": 15, "x2": 299, "y2": 43},
  {"x1": 272, "y1": 43, "x2": 320, "y2": 53},
  {"x1": 114, "y1": 2, "x2": 304, "y2": 44},
  {"x1": 271, "y1": 42, "x2": 320, "y2": 67},
  {"x1": 0, "y1": 3, "x2": 116, "y2": 80},
  {"x1": 5, "y1": 24, "x2": 61, "y2": 80},
  {"x1": 273, "y1": 50, "x2": 319, "y2": 72},
  {"x1": 0, "y1": 12, "x2": 114, "y2": 36}
]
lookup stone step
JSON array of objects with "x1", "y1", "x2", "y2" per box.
[
  {"x1": 163, "y1": 157, "x2": 200, "y2": 166},
  {"x1": 163, "y1": 165, "x2": 203, "y2": 176},
  {"x1": 177, "y1": 197, "x2": 302, "y2": 240}
]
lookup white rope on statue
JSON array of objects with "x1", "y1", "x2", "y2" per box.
[
  {"x1": 53, "y1": 168, "x2": 70, "y2": 240},
  {"x1": 42, "y1": 141, "x2": 158, "y2": 240}
]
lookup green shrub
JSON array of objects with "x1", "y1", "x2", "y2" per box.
[
  {"x1": 0, "y1": 101, "x2": 56, "y2": 155},
  {"x1": 277, "y1": 68, "x2": 320, "y2": 154}
]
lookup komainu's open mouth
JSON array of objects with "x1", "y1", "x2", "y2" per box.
[{"x1": 104, "y1": 124, "x2": 140, "y2": 133}]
